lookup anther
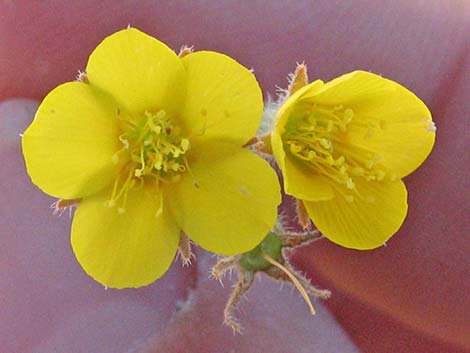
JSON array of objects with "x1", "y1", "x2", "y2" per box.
[
  {"x1": 307, "y1": 150, "x2": 316, "y2": 160},
  {"x1": 119, "y1": 135, "x2": 130, "y2": 149},
  {"x1": 346, "y1": 178, "x2": 355, "y2": 189},
  {"x1": 343, "y1": 108, "x2": 354, "y2": 123},
  {"x1": 181, "y1": 138, "x2": 190, "y2": 152},
  {"x1": 289, "y1": 142, "x2": 302, "y2": 154},
  {"x1": 335, "y1": 155, "x2": 345, "y2": 166},
  {"x1": 319, "y1": 138, "x2": 331, "y2": 150}
]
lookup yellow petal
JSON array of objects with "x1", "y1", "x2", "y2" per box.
[
  {"x1": 167, "y1": 142, "x2": 281, "y2": 255},
  {"x1": 284, "y1": 157, "x2": 334, "y2": 201},
  {"x1": 71, "y1": 185, "x2": 180, "y2": 288},
  {"x1": 308, "y1": 71, "x2": 435, "y2": 178},
  {"x1": 86, "y1": 28, "x2": 186, "y2": 116},
  {"x1": 271, "y1": 79, "x2": 332, "y2": 201},
  {"x1": 179, "y1": 51, "x2": 262, "y2": 145},
  {"x1": 273, "y1": 79, "x2": 325, "y2": 142},
  {"x1": 271, "y1": 121, "x2": 288, "y2": 176},
  {"x1": 22, "y1": 82, "x2": 121, "y2": 199},
  {"x1": 304, "y1": 179, "x2": 408, "y2": 250},
  {"x1": 272, "y1": 80, "x2": 323, "y2": 172}
]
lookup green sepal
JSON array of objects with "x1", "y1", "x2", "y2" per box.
[{"x1": 239, "y1": 232, "x2": 282, "y2": 271}]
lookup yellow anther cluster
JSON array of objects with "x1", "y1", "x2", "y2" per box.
[
  {"x1": 108, "y1": 110, "x2": 191, "y2": 213},
  {"x1": 284, "y1": 104, "x2": 387, "y2": 202},
  {"x1": 129, "y1": 110, "x2": 190, "y2": 179},
  {"x1": 120, "y1": 110, "x2": 190, "y2": 180}
]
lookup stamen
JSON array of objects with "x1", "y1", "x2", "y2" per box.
[
  {"x1": 261, "y1": 252, "x2": 316, "y2": 315},
  {"x1": 183, "y1": 156, "x2": 199, "y2": 188},
  {"x1": 284, "y1": 103, "x2": 392, "y2": 198},
  {"x1": 180, "y1": 138, "x2": 190, "y2": 152},
  {"x1": 134, "y1": 145, "x2": 146, "y2": 177},
  {"x1": 108, "y1": 173, "x2": 123, "y2": 206},
  {"x1": 118, "y1": 134, "x2": 130, "y2": 149},
  {"x1": 107, "y1": 109, "x2": 191, "y2": 213}
]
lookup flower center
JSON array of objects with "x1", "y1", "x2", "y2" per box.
[
  {"x1": 284, "y1": 103, "x2": 387, "y2": 202},
  {"x1": 107, "y1": 109, "x2": 190, "y2": 213}
]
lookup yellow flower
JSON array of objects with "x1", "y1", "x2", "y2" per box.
[
  {"x1": 22, "y1": 28, "x2": 280, "y2": 288},
  {"x1": 271, "y1": 70, "x2": 435, "y2": 249}
]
